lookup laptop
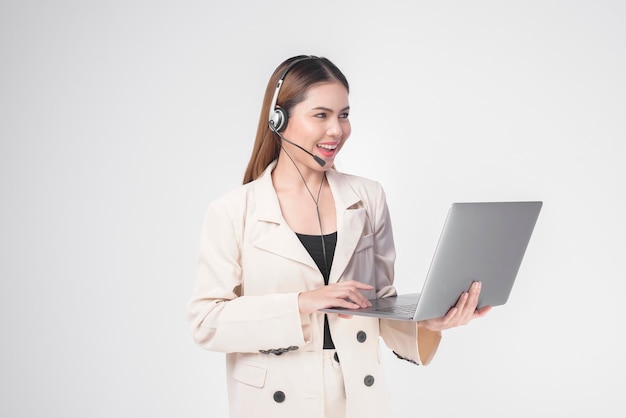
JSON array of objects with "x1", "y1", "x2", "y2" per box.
[{"x1": 320, "y1": 201, "x2": 542, "y2": 321}]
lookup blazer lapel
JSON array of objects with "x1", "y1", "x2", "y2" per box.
[
  {"x1": 326, "y1": 170, "x2": 367, "y2": 284},
  {"x1": 250, "y1": 163, "x2": 319, "y2": 271}
]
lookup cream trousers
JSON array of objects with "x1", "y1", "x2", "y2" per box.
[{"x1": 323, "y1": 350, "x2": 346, "y2": 418}]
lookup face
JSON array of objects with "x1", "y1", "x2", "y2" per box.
[{"x1": 281, "y1": 81, "x2": 351, "y2": 170}]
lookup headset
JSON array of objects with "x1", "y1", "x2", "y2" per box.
[
  {"x1": 266, "y1": 55, "x2": 330, "y2": 276},
  {"x1": 268, "y1": 55, "x2": 318, "y2": 133}
]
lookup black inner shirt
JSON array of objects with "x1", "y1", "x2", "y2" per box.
[{"x1": 295, "y1": 231, "x2": 337, "y2": 349}]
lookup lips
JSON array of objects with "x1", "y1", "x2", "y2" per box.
[{"x1": 317, "y1": 142, "x2": 339, "y2": 158}]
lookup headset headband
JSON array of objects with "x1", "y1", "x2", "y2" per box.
[{"x1": 268, "y1": 55, "x2": 318, "y2": 132}]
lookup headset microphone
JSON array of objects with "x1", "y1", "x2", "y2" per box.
[{"x1": 273, "y1": 130, "x2": 326, "y2": 167}]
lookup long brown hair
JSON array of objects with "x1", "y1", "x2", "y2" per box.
[{"x1": 242, "y1": 55, "x2": 349, "y2": 184}]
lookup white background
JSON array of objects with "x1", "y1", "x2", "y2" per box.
[{"x1": 1, "y1": 1, "x2": 624, "y2": 417}]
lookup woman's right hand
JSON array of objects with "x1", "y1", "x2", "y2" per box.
[{"x1": 298, "y1": 280, "x2": 373, "y2": 315}]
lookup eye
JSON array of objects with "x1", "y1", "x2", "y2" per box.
[
  {"x1": 314, "y1": 113, "x2": 327, "y2": 119},
  {"x1": 339, "y1": 112, "x2": 350, "y2": 119}
]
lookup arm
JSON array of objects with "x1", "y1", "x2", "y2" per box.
[
  {"x1": 187, "y1": 198, "x2": 310, "y2": 353},
  {"x1": 368, "y1": 183, "x2": 443, "y2": 364}
]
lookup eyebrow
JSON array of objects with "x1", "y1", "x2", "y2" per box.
[{"x1": 311, "y1": 106, "x2": 351, "y2": 112}]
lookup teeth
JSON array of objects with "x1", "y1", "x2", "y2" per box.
[{"x1": 318, "y1": 144, "x2": 337, "y2": 150}]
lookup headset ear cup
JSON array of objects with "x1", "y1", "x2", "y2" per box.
[{"x1": 270, "y1": 107, "x2": 288, "y2": 132}]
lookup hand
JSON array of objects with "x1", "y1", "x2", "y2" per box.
[
  {"x1": 418, "y1": 281, "x2": 492, "y2": 332},
  {"x1": 298, "y1": 280, "x2": 373, "y2": 317}
]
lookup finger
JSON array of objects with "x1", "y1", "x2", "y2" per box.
[
  {"x1": 344, "y1": 288, "x2": 372, "y2": 308},
  {"x1": 438, "y1": 306, "x2": 459, "y2": 326},
  {"x1": 445, "y1": 306, "x2": 460, "y2": 322},
  {"x1": 333, "y1": 283, "x2": 372, "y2": 308},
  {"x1": 466, "y1": 281, "x2": 481, "y2": 307},
  {"x1": 458, "y1": 282, "x2": 479, "y2": 310},
  {"x1": 474, "y1": 305, "x2": 492, "y2": 318},
  {"x1": 447, "y1": 287, "x2": 478, "y2": 325},
  {"x1": 454, "y1": 291, "x2": 470, "y2": 312},
  {"x1": 460, "y1": 282, "x2": 482, "y2": 320},
  {"x1": 342, "y1": 280, "x2": 374, "y2": 290},
  {"x1": 424, "y1": 307, "x2": 458, "y2": 331},
  {"x1": 327, "y1": 297, "x2": 362, "y2": 310},
  {"x1": 354, "y1": 282, "x2": 374, "y2": 290}
]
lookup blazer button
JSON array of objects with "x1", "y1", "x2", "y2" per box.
[
  {"x1": 273, "y1": 391, "x2": 286, "y2": 403},
  {"x1": 356, "y1": 331, "x2": 367, "y2": 343},
  {"x1": 364, "y1": 375, "x2": 375, "y2": 387}
]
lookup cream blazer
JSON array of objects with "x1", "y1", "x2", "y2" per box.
[{"x1": 188, "y1": 161, "x2": 441, "y2": 418}]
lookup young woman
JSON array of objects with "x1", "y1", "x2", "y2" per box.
[{"x1": 187, "y1": 55, "x2": 490, "y2": 418}]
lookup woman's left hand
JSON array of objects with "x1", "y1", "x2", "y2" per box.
[{"x1": 418, "y1": 281, "x2": 492, "y2": 332}]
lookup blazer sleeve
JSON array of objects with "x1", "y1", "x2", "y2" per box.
[
  {"x1": 380, "y1": 320, "x2": 441, "y2": 365},
  {"x1": 367, "y1": 183, "x2": 442, "y2": 365},
  {"x1": 187, "y1": 195, "x2": 310, "y2": 354}
]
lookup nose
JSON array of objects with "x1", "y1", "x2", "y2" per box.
[{"x1": 326, "y1": 118, "x2": 344, "y2": 138}]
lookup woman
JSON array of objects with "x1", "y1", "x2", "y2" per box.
[{"x1": 187, "y1": 55, "x2": 490, "y2": 418}]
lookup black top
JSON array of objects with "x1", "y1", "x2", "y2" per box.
[{"x1": 296, "y1": 232, "x2": 337, "y2": 349}]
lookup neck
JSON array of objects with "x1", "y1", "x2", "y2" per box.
[{"x1": 272, "y1": 155, "x2": 326, "y2": 191}]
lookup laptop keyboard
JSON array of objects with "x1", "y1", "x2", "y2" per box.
[{"x1": 375, "y1": 304, "x2": 417, "y2": 316}]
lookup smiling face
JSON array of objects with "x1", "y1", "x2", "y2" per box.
[{"x1": 280, "y1": 81, "x2": 351, "y2": 170}]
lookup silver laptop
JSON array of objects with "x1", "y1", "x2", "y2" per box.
[{"x1": 320, "y1": 201, "x2": 542, "y2": 321}]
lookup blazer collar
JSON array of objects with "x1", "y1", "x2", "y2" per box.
[
  {"x1": 252, "y1": 161, "x2": 368, "y2": 283},
  {"x1": 253, "y1": 161, "x2": 362, "y2": 221},
  {"x1": 254, "y1": 161, "x2": 284, "y2": 224},
  {"x1": 326, "y1": 169, "x2": 368, "y2": 284}
]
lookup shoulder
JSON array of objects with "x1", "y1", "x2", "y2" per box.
[
  {"x1": 210, "y1": 181, "x2": 255, "y2": 206},
  {"x1": 335, "y1": 170, "x2": 382, "y2": 189},
  {"x1": 196, "y1": 182, "x2": 260, "y2": 245},
  {"x1": 210, "y1": 179, "x2": 260, "y2": 212},
  {"x1": 208, "y1": 162, "x2": 276, "y2": 209},
  {"x1": 203, "y1": 162, "x2": 278, "y2": 227},
  {"x1": 330, "y1": 169, "x2": 387, "y2": 203}
]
